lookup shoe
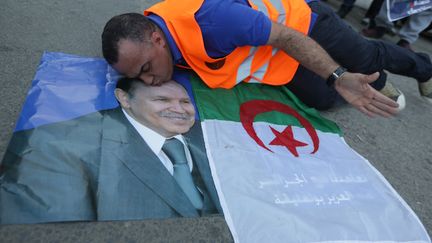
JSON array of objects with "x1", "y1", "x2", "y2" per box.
[
  {"x1": 379, "y1": 82, "x2": 406, "y2": 112},
  {"x1": 396, "y1": 39, "x2": 413, "y2": 51},
  {"x1": 418, "y1": 78, "x2": 432, "y2": 104},
  {"x1": 361, "y1": 27, "x2": 387, "y2": 39},
  {"x1": 420, "y1": 29, "x2": 432, "y2": 39}
]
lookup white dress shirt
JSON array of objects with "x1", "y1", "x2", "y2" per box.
[{"x1": 122, "y1": 109, "x2": 194, "y2": 175}]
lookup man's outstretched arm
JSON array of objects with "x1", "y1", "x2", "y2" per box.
[{"x1": 267, "y1": 22, "x2": 399, "y2": 117}]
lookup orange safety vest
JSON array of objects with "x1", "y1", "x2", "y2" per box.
[{"x1": 145, "y1": 0, "x2": 311, "y2": 88}]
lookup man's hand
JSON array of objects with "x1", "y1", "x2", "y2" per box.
[{"x1": 334, "y1": 72, "x2": 399, "y2": 117}]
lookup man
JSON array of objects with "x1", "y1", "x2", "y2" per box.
[
  {"x1": 101, "y1": 0, "x2": 432, "y2": 117},
  {"x1": 0, "y1": 79, "x2": 222, "y2": 224}
]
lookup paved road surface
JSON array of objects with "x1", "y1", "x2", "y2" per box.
[{"x1": 1, "y1": 0, "x2": 431, "y2": 237}]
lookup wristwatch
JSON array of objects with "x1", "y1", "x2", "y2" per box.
[{"x1": 326, "y1": 67, "x2": 347, "y2": 87}]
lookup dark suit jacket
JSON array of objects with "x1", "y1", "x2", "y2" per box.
[{"x1": 0, "y1": 108, "x2": 222, "y2": 224}]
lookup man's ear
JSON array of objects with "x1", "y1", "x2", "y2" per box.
[
  {"x1": 114, "y1": 88, "x2": 131, "y2": 109},
  {"x1": 150, "y1": 31, "x2": 166, "y2": 47}
]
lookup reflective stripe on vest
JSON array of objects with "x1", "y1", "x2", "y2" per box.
[{"x1": 145, "y1": 0, "x2": 311, "y2": 88}]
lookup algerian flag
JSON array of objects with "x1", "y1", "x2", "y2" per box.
[{"x1": 191, "y1": 77, "x2": 430, "y2": 243}]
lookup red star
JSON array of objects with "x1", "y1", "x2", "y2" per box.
[{"x1": 269, "y1": 126, "x2": 308, "y2": 157}]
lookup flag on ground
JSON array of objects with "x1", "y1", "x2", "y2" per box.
[{"x1": 191, "y1": 76, "x2": 430, "y2": 243}]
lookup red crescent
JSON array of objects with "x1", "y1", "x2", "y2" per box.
[{"x1": 239, "y1": 100, "x2": 319, "y2": 154}]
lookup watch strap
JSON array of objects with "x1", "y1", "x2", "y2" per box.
[{"x1": 326, "y1": 67, "x2": 347, "y2": 87}]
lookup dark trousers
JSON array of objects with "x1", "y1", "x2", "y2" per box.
[
  {"x1": 365, "y1": 0, "x2": 384, "y2": 19},
  {"x1": 286, "y1": 1, "x2": 432, "y2": 110}
]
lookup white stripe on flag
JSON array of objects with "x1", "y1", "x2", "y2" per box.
[{"x1": 202, "y1": 120, "x2": 430, "y2": 243}]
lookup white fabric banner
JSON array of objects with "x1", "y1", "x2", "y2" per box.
[{"x1": 202, "y1": 120, "x2": 430, "y2": 243}]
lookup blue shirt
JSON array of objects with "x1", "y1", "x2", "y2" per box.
[{"x1": 147, "y1": 0, "x2": 272, "y2": 64}]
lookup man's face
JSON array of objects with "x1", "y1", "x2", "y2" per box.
[
  {"x1": 119, "y1": 81, "x2": 195, "y2": 137},
  {"x1": 113, "y1": 33, "x2": 174, "y2": 86}
]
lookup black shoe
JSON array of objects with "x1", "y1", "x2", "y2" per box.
[
  {"x1": 396, "y1": 39, "x2": 413, "y2": 51},
  {"x1": 361, "y1": 26, "x2": 386, "y2": 39}
]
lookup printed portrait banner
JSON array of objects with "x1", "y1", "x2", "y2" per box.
[
  {"x1": 1, "y1": 52, "x2": 430, "y2": 242},
  {"x1": 387, "y1": 0, "x2": 432, "y2": 21},
  {"x1": 191, "y1": 78, "x2": 430, "y2": 242}
]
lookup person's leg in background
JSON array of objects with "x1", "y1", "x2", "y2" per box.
[
  {"x1": 397, "y1": 9, "x2": 432, "y2": 51},
  {"x1": 361, "y1": 0, "x2": 385, "y2": 25},
  {"x1": 336, "y1": 0, "x2": 357, "y2": 18},
  {"x1": 362, "y1": 3, "x2": 395, "y2": 38}
]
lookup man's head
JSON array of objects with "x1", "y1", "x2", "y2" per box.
[
  {"x1": 115, "y1": 78, "x2": 195, "y2": 137},
  {"x1": 102, "y1": 13, "x2": 173, "y2": 85}
]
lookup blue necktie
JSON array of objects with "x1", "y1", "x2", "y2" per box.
[{"x1": 162, "y1": 138, "x2": 203, "y2": 210}]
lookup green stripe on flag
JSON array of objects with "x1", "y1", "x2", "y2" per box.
[{"x1": 190, "y1": 75, "x2": 341, "y2": 135}]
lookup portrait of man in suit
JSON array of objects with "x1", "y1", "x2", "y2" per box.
[{"x1": 0, "y1": 78, "x2": 222, "y2": 224}]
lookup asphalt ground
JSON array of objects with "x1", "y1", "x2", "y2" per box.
[{"x1": 0, "y1": 0, "x2": 431, "y2": 237}]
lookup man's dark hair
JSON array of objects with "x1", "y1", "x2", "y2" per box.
[
  {"x1": 102, "y1": 13, "x2": 156, "y2": 64},
  {"x1": 116, "y1": 77, "x2": 143, "y2": 97}
]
